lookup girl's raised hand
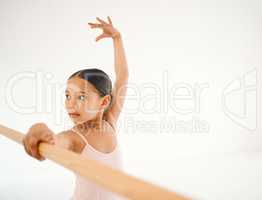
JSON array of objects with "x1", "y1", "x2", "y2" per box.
[{"x1": 88, "y1": 16, "x2": 121, "y2": 42}]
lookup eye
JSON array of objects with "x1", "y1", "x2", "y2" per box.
[
  {"x1": 78, "y1": 95, "x2": 86, "y2": 101},
  {"x1": 65, "y1": 94, "x2": 70, "y2": 100}
]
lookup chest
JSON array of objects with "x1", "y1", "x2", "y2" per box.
[{"x1": 73, "y1": 125, "x2": 116, "y2": 154}]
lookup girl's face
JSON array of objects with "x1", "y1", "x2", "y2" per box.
[{"x1": 65, "y1": 76, "x2": 105, "y2": 124}]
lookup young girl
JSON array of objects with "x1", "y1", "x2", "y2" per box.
[{"x1": 22, "y1": 16, "x2": 129, "y2": 200}]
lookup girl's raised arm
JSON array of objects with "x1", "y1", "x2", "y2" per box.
[{"x1": 88, "y1": 17, "x2": 129, "y2": 130}]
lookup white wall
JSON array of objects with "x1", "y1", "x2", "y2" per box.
[{"x1": 0, "y1": 0, "x2": 261, "y2": 199}]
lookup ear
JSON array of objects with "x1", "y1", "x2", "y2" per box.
[{"x1": 100, "y1": 95, "x2": 111, "y2": 110}]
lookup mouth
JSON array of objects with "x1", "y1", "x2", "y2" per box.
[{"x1": 69, "y1": 113, "x2": 80, "y2": 117}]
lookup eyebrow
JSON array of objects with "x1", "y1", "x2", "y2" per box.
[{"x1": 65, "y1": 89, "x2": 86, "y2": 94}]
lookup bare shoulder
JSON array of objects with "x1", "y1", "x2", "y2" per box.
[
  {"x1": 54, "y1": 130, "x2": 75, "y2": 151},
  {"x1": 59, "y1": 121, "x2": 118, "y2": 154},
  {"x1": 82, "y1": 121, "x2": 117, "y2": 154},
  {"x1": 61, "y1": 129, "x2": 87, "y2": 153},
  {"x1": 55, "y1": 130, "x2": 87, "y2": 153}
]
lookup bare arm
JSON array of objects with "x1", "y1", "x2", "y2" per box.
[
  {"x1": 23, "y1": 123, "x2": 74, "y2": 161},
  {"x1": 88, "y1": 17, "x2": 129, "y2": 129},
  {"x1": 105, "y1": 34, "x2": 129, "y2": 129}
]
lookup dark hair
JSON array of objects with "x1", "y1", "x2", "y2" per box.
[{"x1": 68, "y1": 68, "x2": 113, "y2": 112}]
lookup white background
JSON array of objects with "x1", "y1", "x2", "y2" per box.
[{"x1": 0, "y1": 0, "x2": 261, "y2": 199}]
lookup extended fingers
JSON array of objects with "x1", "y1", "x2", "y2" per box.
[
  {"x1": 95, "y1": 33, "x2": 109, "y2": 42},
  {"x1": 107, "y1": 16, "x2": 113, "y2": 25},
  {"x1": 96, "y1": 17, "x2": 107, "y2": 24},
  {"x1": 88, "y1": 23, "x2": 102, "y2": 29},
  {"x1": 88, "y1": 16, "x2": 113, "y2": 29},
  {"x1": 96, "y1": 34, "x2": 104, "y2": 42}
]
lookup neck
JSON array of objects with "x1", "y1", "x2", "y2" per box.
[{"x1": 74, "y1": 112, "x2": 104, "y2": 133}]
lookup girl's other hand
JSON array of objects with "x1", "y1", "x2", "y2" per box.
[
  {"x1": 22, "y1": 123, "x2": 55, "y2": 161},
  {"x1": 88, "y1": 16, "x2": 121, "y2": 42}
]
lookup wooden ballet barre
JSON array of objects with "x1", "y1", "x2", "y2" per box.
[{"x1": 0, "y1": 124, "x2": 191, "y2": 200}]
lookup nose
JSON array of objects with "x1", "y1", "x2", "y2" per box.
[{"x1": 65, "y1": 99, "x2": 78, "y2": 112}]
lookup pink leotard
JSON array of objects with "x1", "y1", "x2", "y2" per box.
[{"x1": 70, "y1": 128, "x2": 126, "y2": 200}]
